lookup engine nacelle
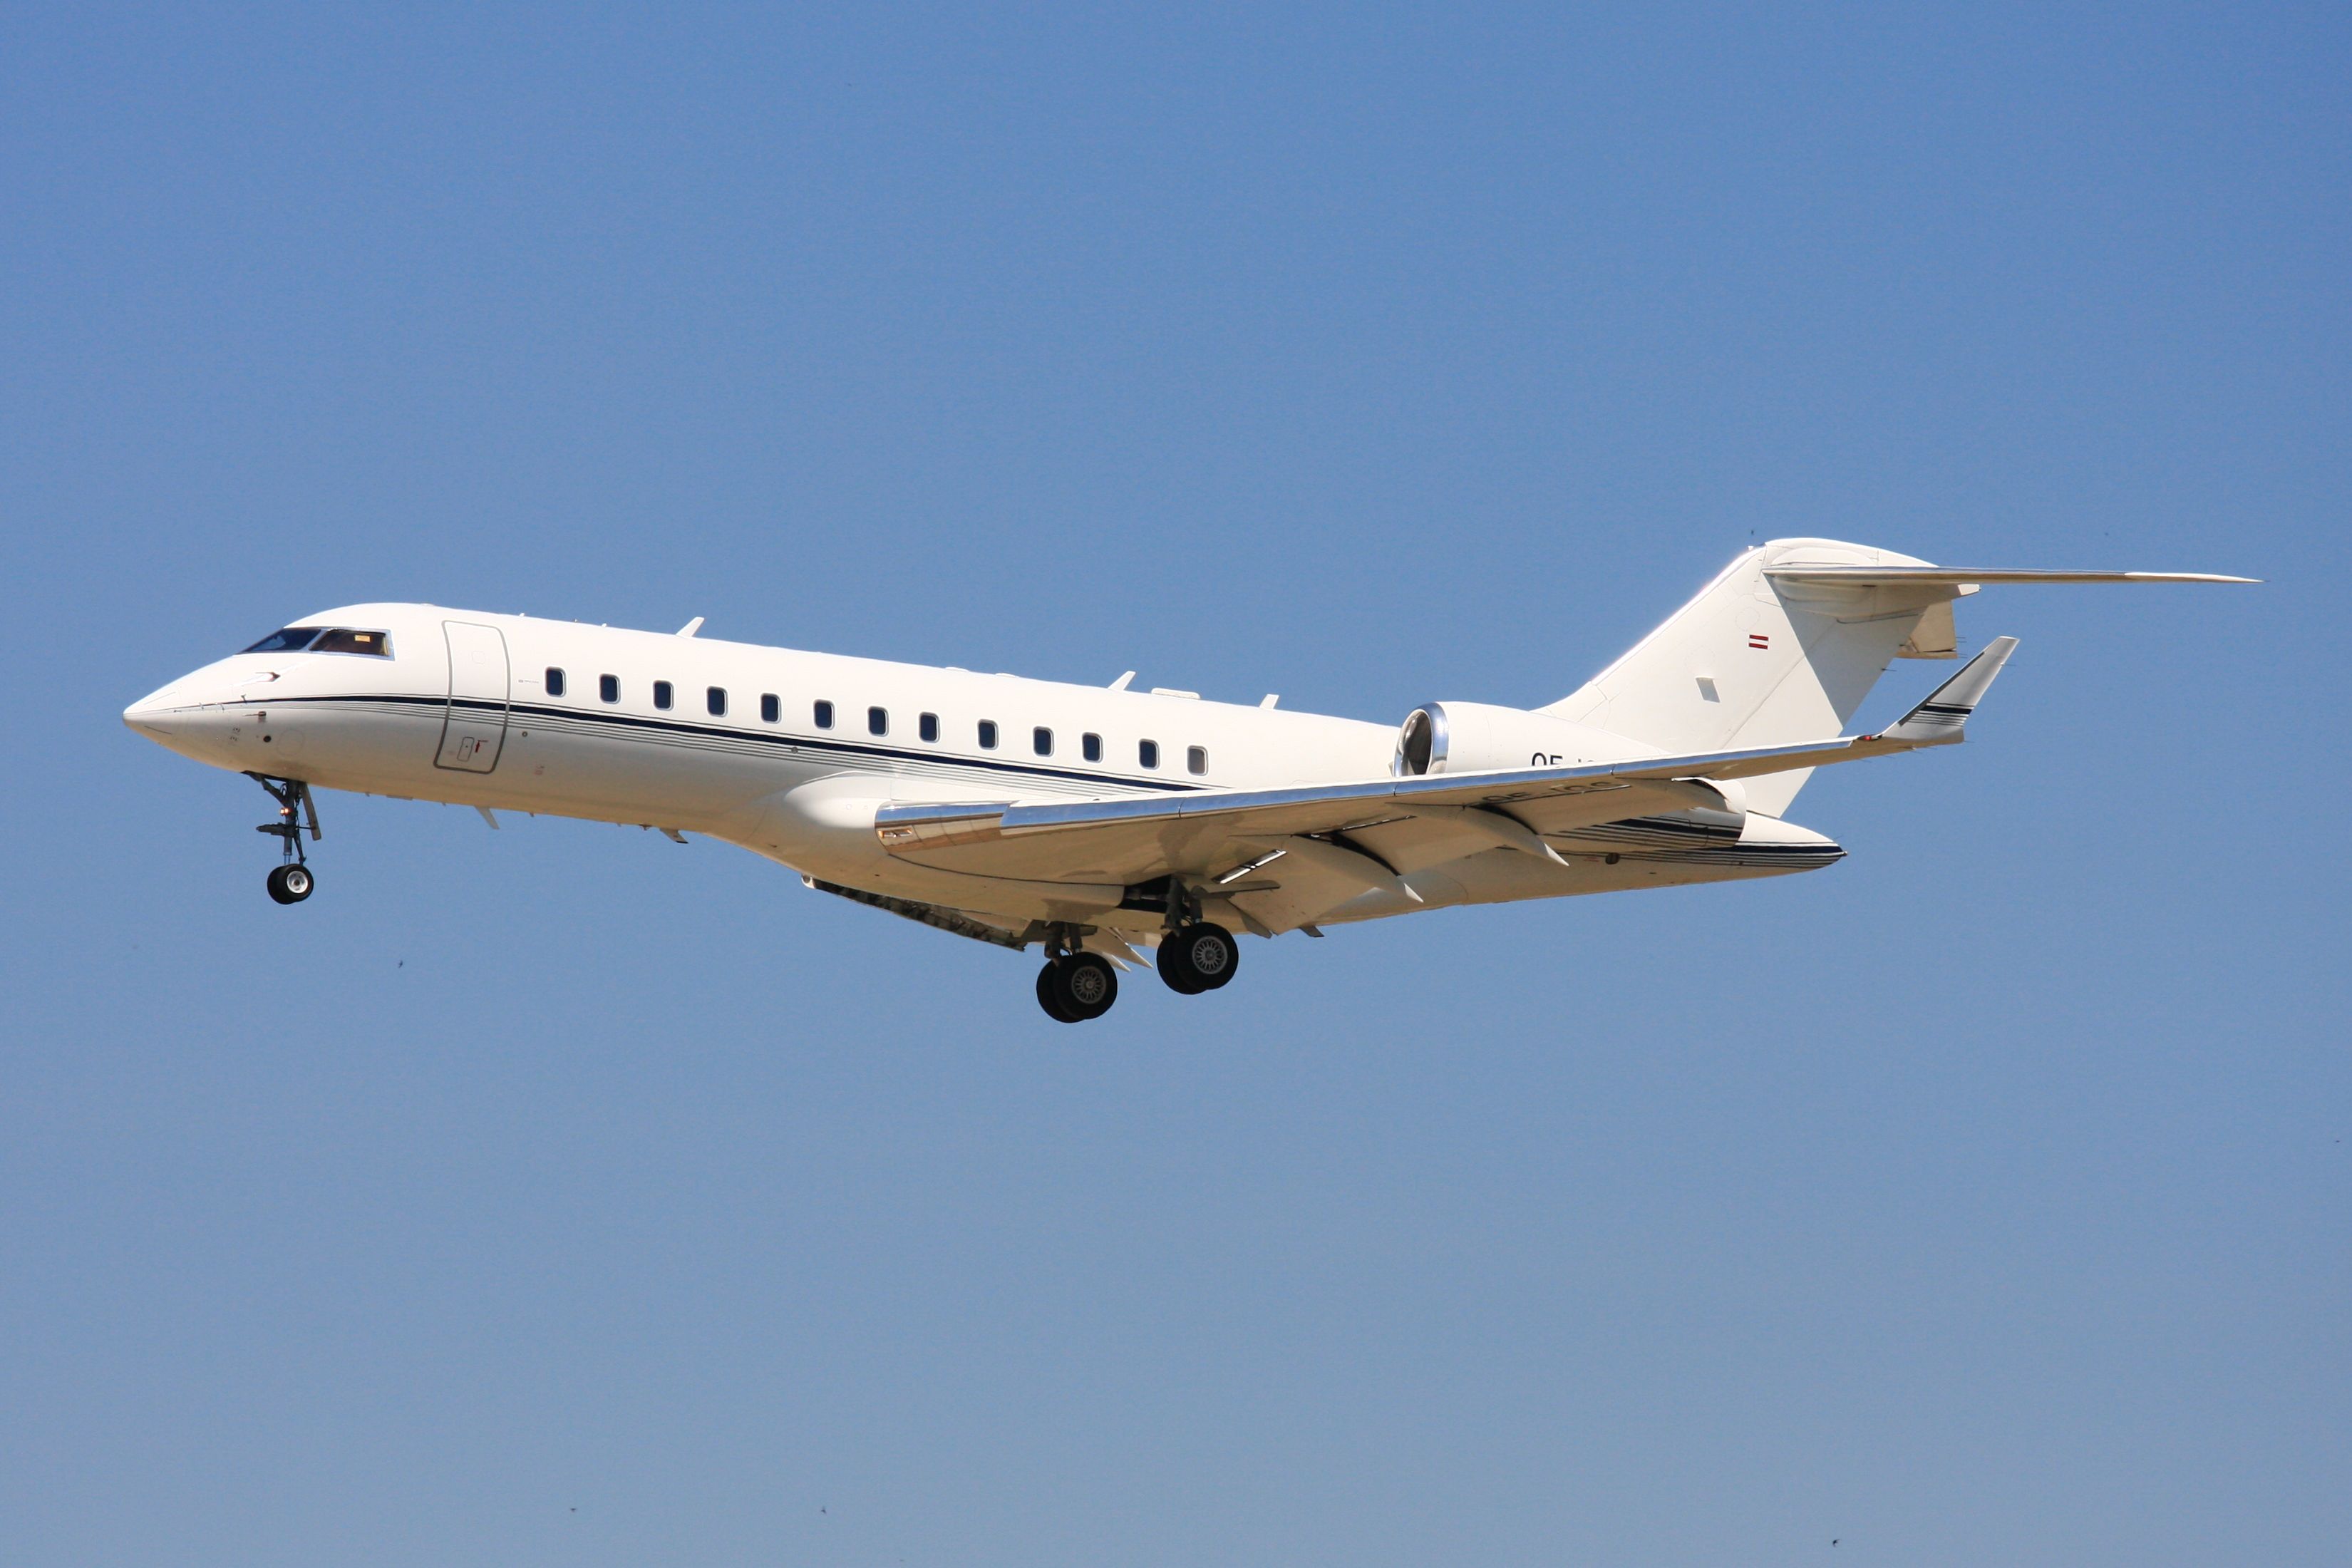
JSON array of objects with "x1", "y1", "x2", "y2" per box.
[
  {"x1": 1393, "y1": 701, "x2": 1641, "y2": 775},
  {"x1": 1391, "y1": 699, "x2": 1750, "y2": 818}
]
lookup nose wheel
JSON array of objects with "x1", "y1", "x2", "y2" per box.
[{"x1": 247, "y1": 773, "x2": 321, "y2": 905}]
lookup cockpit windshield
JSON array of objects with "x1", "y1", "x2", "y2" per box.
[
  {"x1": 243, "y1": 627, "x2": 322, "y2": 654},
  {"x1": 239, "y1": 626, "x2": 393, "y2": 657}
]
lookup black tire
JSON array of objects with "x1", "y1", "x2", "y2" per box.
[
  {"x1": 1036, "y1": 961, "x2": 1080, "y2": 1022},
  {"x1": 267, "y1": 863, "x2": 314, "y2": 904},
  {"x1": 1157, "y1": 934, "x2": 1207, "y2": 994},
  {"x1": 1172, "y1": 922, "x2": 1238, "y2": 990},
  {"x1": 1053, "y1": 952, "x2": 1119, "y2": 1021}
]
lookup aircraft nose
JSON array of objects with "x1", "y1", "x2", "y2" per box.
[
  {"x1": 123, "y1": 691, "x2": 177, "y2": 738},
  {"x1": 124, "y1": 676, "x2": 205, "y2": 741}
]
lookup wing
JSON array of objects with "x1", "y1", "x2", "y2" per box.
[{"x1": 872, "y1": 640, "x2": 2020, "y2": 928}]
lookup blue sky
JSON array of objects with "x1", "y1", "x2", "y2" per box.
[{"x1": 3, "y1": 5, "x2": 2346, "y2": 1564}]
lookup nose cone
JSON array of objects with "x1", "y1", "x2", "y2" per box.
[
  {"x1": 123, "y1": 672, "x2": 242, "y2": 766},
  {"x1": 123, "y1": 683, "x2": 187, "y2": 739}
]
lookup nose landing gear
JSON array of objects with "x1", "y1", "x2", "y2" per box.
[{"x1": 248, "y1": 773, "x2": 321, "y2": 904}]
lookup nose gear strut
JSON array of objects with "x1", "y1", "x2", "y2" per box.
[{"x1": 247, "y1": 772, "x2": 321, "y2": 904}]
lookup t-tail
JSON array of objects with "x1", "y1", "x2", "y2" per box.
[{"x1": 1540, "y1": 539, "x2": 2253, "y2": 815}]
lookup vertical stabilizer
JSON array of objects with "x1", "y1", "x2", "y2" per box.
[{"x1": 1540, "y1": 540, "x2": 1959, "y2": 815}]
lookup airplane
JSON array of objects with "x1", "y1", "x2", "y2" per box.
[{"x1": 123, "y1": 538, "x2": 2251, "y2": 1021}]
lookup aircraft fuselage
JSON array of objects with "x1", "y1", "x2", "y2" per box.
[{"x1": 123, "y1": 602, "x2": 1838, "y2": 939}]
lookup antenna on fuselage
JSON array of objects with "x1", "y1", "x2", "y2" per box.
[{"x1": 676, "y1": 617, "x2": 705, "y2": 637}]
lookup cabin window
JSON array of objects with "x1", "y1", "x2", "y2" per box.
[
  {"x1": 1082, "y1": 732, "x2": 1103, "y2": 763},
  {"x1": 599, "y1": 674, "x2": 619, "y2": 703},
  {"x1": 242, "y1": 626, "x2": 321, "y2": 654},
  {"x1": 310, "y1": 629, "x2": 393, "y2": 657},
  {"x1": 1033, "y1": 726, "x2": 1053, "y2": 756},
  {"x1": 919, "y1": 712, "x2": 939, "y2": 743},
  {"x1": 707, "y1": 686, "x2": 726, "y2": 717},
  {"x1": 760, "y1": 693, "x2": 780, "y2": 723},
  {"x1": 1187, "y1": 745, "x2": 1208, "y2": 775},
  {"x1": 814, "y1": 700, "x2": 834, "y2": 729},
  {"x1": 977, "y1": 720, "x2": 999, "y2": 749},
  {"x1": 653, "y1": 681, "x2": 674, "y2": 711},
  {"x1": 867, "y1": 706, "x2": 888, "y2": 736},
  {"x1": 545, "y1": 667, "x2": 566, "y2": 697},
  {"x1": 1138, "y1": 739, "x2": 1160, "y2": 769}
]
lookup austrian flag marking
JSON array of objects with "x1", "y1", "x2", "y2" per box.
[{"x1": 1748, "y1": 632, "x2": 1771, "y2": 649}]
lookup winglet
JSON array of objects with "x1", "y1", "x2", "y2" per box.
[{"x1": 1877, "y1": 636, "x2": 2018, "y2": 744}]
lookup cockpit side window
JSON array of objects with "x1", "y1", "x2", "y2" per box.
[
  {"x1": 310, "y1": 629, "x2": 393, "y2": 656},
  {"x1": 243, "y1": 627, "x2": 322, "y2": 654}
]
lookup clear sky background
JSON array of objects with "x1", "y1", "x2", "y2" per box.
[{"x1": 3, "y1": 6, "x2": 2346, "y2": 1565}]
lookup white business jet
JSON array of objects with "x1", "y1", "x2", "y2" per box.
[{"x1": 125, "y1": 539, "x2": 2249, "y2": 1021}]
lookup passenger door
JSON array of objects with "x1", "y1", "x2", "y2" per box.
[{"x1": 436, "y1": 621, "x2": 510, "y2": 773}]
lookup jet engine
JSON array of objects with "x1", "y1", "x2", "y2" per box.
[
  {"x1": 1392, "y1": 700, "x2": 1750, "y2": 819},
  {"x1": 1392, "y1": 701, "x2": 1642, "y2": 776}
]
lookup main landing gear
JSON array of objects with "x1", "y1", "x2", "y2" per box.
[
  {"x1": 248, "y1": 773, "x2": 321, "y2": 904},
  {"x1": 1157, "y1": 922, "x2": 1239, "y2": 996},
  {"x1": 1030, "y1": 906, "x2": 1243, "y2": 1023},
  {"x1": 1036, "y1": 949, "x2": 1119, "y2": 1023}
]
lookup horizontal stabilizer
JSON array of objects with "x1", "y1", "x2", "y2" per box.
[
  {"x1": 1765, "y1": 566, "x2": 2257, "y2": 586},
  {"x1": 1876, "y1": 636, "x2": 2017, "y2": 743}
]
